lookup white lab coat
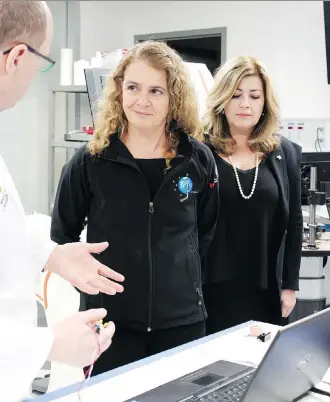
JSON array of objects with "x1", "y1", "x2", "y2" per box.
[{"x1": 0, "y1": 154, "x2": 57, "y2": 402}]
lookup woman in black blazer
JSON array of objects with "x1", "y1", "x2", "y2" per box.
[{"x1": 201, "y1": 56, "x2": 303, "y2": 333}]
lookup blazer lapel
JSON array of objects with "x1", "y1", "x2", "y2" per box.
[{"x1": 268, "y1": 144, "x2": 289, "y2": 222}]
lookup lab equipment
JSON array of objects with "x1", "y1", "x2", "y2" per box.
[
  {"x1": 301, "y1": 152, "x2": 330, "y2": 246},
  {"x1": 289, "y1": 153, "x2": 330, "y2": 323},
  {"x1": 60, "y1": 48, "x2": 73, "y2": 86}
]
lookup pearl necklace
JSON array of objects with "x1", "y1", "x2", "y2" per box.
[{"x1": 228, "y1": 152, "x2": 259, "y2": 200}]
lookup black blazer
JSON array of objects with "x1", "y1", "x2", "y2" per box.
[
  {"x1": 269, "y1": 135, "x2": 303, "y2": 291},
  {"x1": 204, "y1": 135, "x2": 303, "y2": 291}
]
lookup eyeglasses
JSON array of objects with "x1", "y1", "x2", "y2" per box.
[{"x1": 2, "y1": 44, "x2": 56, "y2": 72}]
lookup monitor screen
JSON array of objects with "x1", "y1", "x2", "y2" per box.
[{"x1": 84, "y1": 68, "x2": 111, "y2": 126}]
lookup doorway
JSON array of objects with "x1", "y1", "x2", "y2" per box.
[{"x1": 134, "y1": 27, "x2": 227, "y2": 74}]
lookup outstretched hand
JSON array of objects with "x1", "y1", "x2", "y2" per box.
[{"x1": 46, "y1": 242, "x2": 124, "y2": 295}]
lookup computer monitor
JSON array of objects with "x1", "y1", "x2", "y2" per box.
[
  {"x1": 84, "y1": 68, "x2": 111, "y2": 126},
  {"x1": 301, "y1": 152, "x2": 330, "y2": 206}
]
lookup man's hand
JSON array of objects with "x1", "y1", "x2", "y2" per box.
[
  {"x1": 48, "y1": 308, "x2": 115, "y2": 368},
  {"x1": 281, "y1": 289, "x2": 296, "y2": 318},
  {"x1": 45, "y1": 242, "x2": 124, "y2": 295}
]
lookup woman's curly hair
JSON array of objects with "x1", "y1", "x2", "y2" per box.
[{"x1": 88, "y1": 40, "x2": 202, "y2": 167}]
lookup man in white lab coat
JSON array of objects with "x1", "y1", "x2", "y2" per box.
[{"x1": 0, "y1": 1, "x2": 125, "y2": 400}]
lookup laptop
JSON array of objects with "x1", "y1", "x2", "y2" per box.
[{"x1": 125, "y1": 307, "x2": 330, "y2": 402}]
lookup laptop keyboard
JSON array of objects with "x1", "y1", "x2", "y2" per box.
[{"x1": 184, "y1": 373, "x2": 253, "y2": 402}]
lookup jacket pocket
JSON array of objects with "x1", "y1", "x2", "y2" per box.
[
  {"x1": 187, "y1": 234, "x2": 201, "y2": 281},
  {"x1": 187, "y1": 235, "x2": 206, "y2": 317}
]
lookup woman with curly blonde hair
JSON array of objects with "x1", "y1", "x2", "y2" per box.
[
  {"x1": 202, "y1": 56, "x2": 303, "y2": 334},
  {"x1": 51, "y1": 40, "x2": 219, "y2": 374}
]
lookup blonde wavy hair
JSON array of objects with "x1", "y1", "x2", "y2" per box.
[
  {"x1": 202, "y1": 56, "x2": 280, "y2": 156},
  {"x1": 88, "y1": 40, "x2": 202, "y2": 166}
]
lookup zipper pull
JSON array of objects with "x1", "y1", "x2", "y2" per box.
[
  {"x1": 149, "y1": 202, "x2": 154, "y2": 214},
  {"x1": 196, "y1": 287, "x2": 203, "y2": 306}
]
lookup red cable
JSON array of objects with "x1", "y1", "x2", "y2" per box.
[{"x1": 77, "y1": 326, "x2": 101, "y2": 401}]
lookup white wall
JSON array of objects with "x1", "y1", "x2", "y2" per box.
[
  {"x1": 80, "y1": 0, "x2": 330, "y2": 120},
  {"x1": 2, "y1": 1, "x2": 328, "y2": 213},
  {"x1": 0, "y1": 1, "x2": 68, "y2": 214}
]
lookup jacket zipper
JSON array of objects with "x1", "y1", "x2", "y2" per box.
[
  {"x1": 99, "y1": 156, "x2": 190, "y2": 331},
  {"x1": 146, "y1": 159, "x2": 190, "y2": 331},
  {"x1": 188, "y1": 236, "x2": 207, "y2": 320},
  {"x1": 147, "y1": 201, "x2": 154, "y2": 332},
  {"x1": 196, "y1": 287, "x2": 206, "y2": 320}
]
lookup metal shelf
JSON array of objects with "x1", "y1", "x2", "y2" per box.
[
  {"x1": 48, "y1": 85, "x2": 89, "y2": 213},
  {"x1": 51, "y1": 140, "x2": 87, "y2": 149},
  {"x1": 51, "y1": 85, "x2": 87, "y2": 94}
]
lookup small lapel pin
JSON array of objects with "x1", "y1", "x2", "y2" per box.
[{"x1": 276, "y1": 155, "x2": 282, "y2": 160}]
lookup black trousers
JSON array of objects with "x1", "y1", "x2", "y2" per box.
[
  {"x1": 89, "y1": 321, "x2": 206, "y2": 376},
  {"x1": 203, "y1": 282, "x2": 282, "y2": 335}
]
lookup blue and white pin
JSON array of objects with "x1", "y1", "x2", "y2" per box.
[{"x1": 178, "y1": 176, "x2": 193, "y2": 202}]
